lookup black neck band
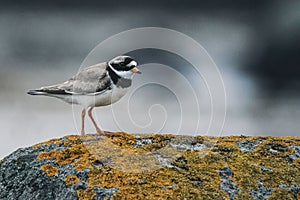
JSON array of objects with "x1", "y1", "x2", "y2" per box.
[
  {"x1": 106, "y1": 63, "x2": 132, "y2": 88},
  {"x1": 106, "y1": 63, "x2": 121, "y2": 85}
]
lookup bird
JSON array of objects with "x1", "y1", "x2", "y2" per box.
[{"x1": 27, "y1": 55, "x2": 141, "y2": 136}]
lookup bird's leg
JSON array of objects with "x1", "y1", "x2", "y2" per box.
[
  {"x1": 81, "y1": 108, "x2": 86, "y2": 136},
  {"x1": 87, "y1": 107, "x2": 105, "y2": 135}
]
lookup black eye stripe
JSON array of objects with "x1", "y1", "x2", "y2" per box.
[
  {"x1": 111, "y1": 63, "x2": 132, "y2": 71},
  {"x1": 109, "y1": 56, "x2": 136, "y2": 71},
  {"x1": 124, "y1": 57, "x2": 134, "y2": 65}
]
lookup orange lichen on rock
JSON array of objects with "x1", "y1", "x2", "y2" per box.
[
  {"x1": 40, "y1": 164, "x2": 59, "y2": 176},
  {"x1": 64, "y1": 135, "x2": 82, "y2": 146},
  {"x1": 32, "y1": 133, "x2": 300, "y2": 200},
  {"x1": 294, "y1": 158, "x2": 300, "y2": 168},
  {"x1": 108, "y1": 132, "x2": 174, "y2": 152},
  {"x1": 32, "y1": 139, "x2": 63, "y2": 149},
  {"x1": 77, "y1": 188, "x2": 96, "y2": 200},
  {"x1": 37, "y1": 150, "x2": 57, "y2": 160},
  {"x1": 268, "y1": 188, "x2": 297, "y2": 200},
  {"x1": 65, "y1": 175, "x2": 81, "y2": 185}
]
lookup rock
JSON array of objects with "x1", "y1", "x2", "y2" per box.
[{"x1": 0, "y1": 133, "x2": 299, "y2": 200}]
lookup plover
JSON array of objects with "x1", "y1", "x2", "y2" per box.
[{"x1": 28, "y1": 55, "x2": 141, "y2": 136}]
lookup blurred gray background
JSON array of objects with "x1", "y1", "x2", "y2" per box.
[{"x1": 1, "y1": 0, "x2": 300, "y2": 158}]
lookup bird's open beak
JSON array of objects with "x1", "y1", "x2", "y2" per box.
[{"x1": 131, "y1": 67, "x2": 142, "y2": 74}]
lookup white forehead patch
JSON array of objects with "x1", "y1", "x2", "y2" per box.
[
  {"x1": 126, "y1": 60, "x2": 137, "y2": 67},
  {"x1": 112, "y1": 59, "x2": 122, "y2": 64}
]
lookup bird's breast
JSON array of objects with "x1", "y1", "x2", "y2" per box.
[{"x1": 93, "y1": 86, "x2": 129, "y2": 107}]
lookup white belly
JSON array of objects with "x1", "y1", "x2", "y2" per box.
[{"x1": 62, "y1": 86, "x2": 129, "y2": 108}]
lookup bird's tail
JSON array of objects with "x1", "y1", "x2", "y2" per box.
[{"x1": 27, "y1": 89, "x2": 47, "y2": 95}]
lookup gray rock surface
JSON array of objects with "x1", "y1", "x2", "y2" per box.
[{"x1": 0, "y1": 138, "x2": 118, "y2": 200}]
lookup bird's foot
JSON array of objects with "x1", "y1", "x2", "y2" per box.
[
  {"x1": 96, "y1": 128, "x2": 104, "y2": 135},
  {"x1": 96, "y1": 128, "x2": 112, "y2": 136}
]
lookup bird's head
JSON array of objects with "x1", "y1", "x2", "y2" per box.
[{"x1": 108, "y1": 55, "x2": 141, "y2": 79}]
